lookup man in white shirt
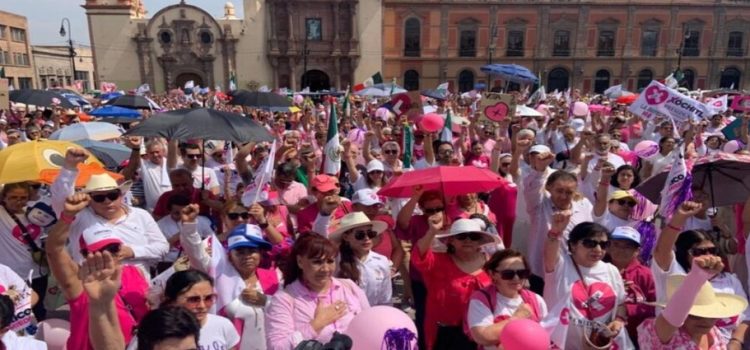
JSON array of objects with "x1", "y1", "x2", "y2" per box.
[
  {"x1": 122, "y1": 138, "x2": 172, "y2": 212},
  {"x1": 180, "y1": 143, "x2": 220, "y2": 195},
  {"x1": 414, "y1": 135, "x2": 456, "y2": 169},
  {"x1": 156, "y1": 194, "x2": 214, "y2": 264}
]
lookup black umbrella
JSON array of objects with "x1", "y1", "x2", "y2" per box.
[
  {"x1": 9, "y1": 89, "x2": 77, "y2": 108},
  {"x1": 125, "y1": 108, "x2": 273, "y2": 143},
  {"x1": 104, "y1": 95, "x2": 153, "y2": 109},
  {"x1": 228, "y1": 90, "x2": 292, "y2": 110}
]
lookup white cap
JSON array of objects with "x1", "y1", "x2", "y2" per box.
[
  {"x1": 529, "y1": 144, "x2": 552, "y2": 155},
  {"x1": 352, "y1": 188, "x2": 383, "y2": 206},
  {"x1": 570, "y1": 118, "x2": 586, "y2": 133},
  {"x1": 366, "y1": 159, "x2": 384, "y2": 173},
  {"x1": 611, "y1": 226, "x2": 641, "y2": 246}
]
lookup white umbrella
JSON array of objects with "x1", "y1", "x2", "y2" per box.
[
  {"x1": 354, "y1": 87, "x2": 389, "y2": 97},
  {"x1": 49, "y1": 121, "x2": 124, "y2": 141},
  {"x1": 516, "y1": 105, "x2": 543, "y2": 117}
]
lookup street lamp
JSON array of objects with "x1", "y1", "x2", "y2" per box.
[
  {"x1": 301, "y1": 36, "x2": 311, "y2": 90},
  {"x1": 59, "y1": 18, "x2": 76, "y2": 87},
  {"x1": 674, "y1": 30, "x2": 691, "y2": 83},
  {"x1": 487, "y1": 24, "x2": 498, "y2": 90}
]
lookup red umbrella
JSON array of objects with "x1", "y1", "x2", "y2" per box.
[
  {"x1": 378, "y1": 166, "x2": 507, "y2": 198},
  {"x1": 616, "y1": 94, "x2": 639, "y2": 105}
]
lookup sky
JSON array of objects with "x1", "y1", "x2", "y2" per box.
[{"x1": 2, "y1": 0, "x2": 244, "y2": 46}]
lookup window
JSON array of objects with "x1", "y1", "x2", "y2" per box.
[
  {"x1": 5, "y1": 77, "x2": 14, "y2": 88},
  {"x1": 18, "y1": 78, "x2": 32, "y2": 89},
  {"x1": 641, "y1": 29, "x2": 658, "y2": 57},
  {"x1": 75, "y1": 71, "x2": 89, "y2": 91},
  {"x1": 200, "y1": 31, "x2": 212, "y2": 44},
  {"x1": 458, "y1": 70, "x2": 475, "y2": 92},
  {"x1": 0, "y1": 50, "x2": 4, "y2": 64},
  {"x1": 404, "y1": 18, "x2": 420, "y2": 57},
  {"x1": 10, "y1": 28, "x2": 25, "y2": 42},
  {"x1": 594, "y1": 70, "x2": 611, "y2": 93},
  {"x1": 22, "y1": 53, "x2": 29, "y2": 66},
  {"x1": 727, "y1": 31, "x2": 744, "y2": 57},
  {"x1": 720, "y1": 67, "x2": 741, "y2": 89},
  {"x1": 2, "y1": 51, "x2": 9, "y2": 65},
  {"x1": 637, "y1": 69, "x2": 653, "y2": 90},
  {"x1": 547, "y1": 68, "x2": 569, "y2": 92},
  {"x1": 0, "y1": 26, "x2": 5, "y2": 39},
  {"x1": 459, "y1": 30, "x2": 476, "y2": 57},
  {"x1": 404, "y1": 70, "x2": 420, "y2": 91},
  {"x1": 553, "y1": 30, "x2": 571, "y2": 56},
  {"x1": 682, "y1": 69, "x2": 695, "y2": 90},
  {"x1": 506, "y1": 30, "x2": 524, "y2": 57},
  {"x1": 597, "y1": 30, "x2": 615, "y2": 57},
  {"x1": 682, "y1": 30, "x2": 700, "y2": 57},
  {"x1": 160, "y1": 31, "x2": 172, "y2": 44},
  {"x1": 306, "y1": 18, "x2": 322, "y2": 41}
]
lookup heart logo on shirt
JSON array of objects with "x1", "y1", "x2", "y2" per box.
[
  {"x1": 11, "y1": 224, "x2": 42, "y2": 245},
  {"x1": 571, "y1": 281, "x2": 617, "y2": 319}
]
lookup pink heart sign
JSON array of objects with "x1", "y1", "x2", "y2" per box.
[
  {"x1": 484, "y1": 102, "x2": 510, "y2": 122},
  {"x1": 644, "y1": 85, "x2": 669, "y2": 105},
  {"x1": 571, "y1": 281, "x2": 617, "y2": 319}
]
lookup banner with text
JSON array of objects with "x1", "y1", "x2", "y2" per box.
[{"x1": 628, "y1": 80, "x2": 710, "y2": 123}]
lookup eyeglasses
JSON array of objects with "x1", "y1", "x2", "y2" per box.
[
  {"x1": 353, "y1": 230, "x2": 378, "y2": 240},
  {"x1": 689, "y1": 247, "x2": 718, "y2": 256},
  {"x1": 384, "y1": 150, "x2": 398, "y2": 155},
  {"x1": 439, "y1": 149, "x2": 454, "y2": 155},
  {"x1": 616, "y1": 199, "x2": 637, "y2": 208},
  {"x1": 227, "y1": 212, "x2": 251, "y2": 220},
  {"x1": 423, "y1": 207, "x2": 444, "y2": 215},
  {"x1": 186, "y1": 154, "x2": 202, "y2": 159},
  {"x1": 90, "y1": 190, "x2": 121, "y2": 203},
  {"x1": 581, "y1": 239, "x2": 611, "y2": 249},
  {"x1": 496, "y1": 268, "x2": 531, "y2": 280},
  {"x1": 183, "y1": 294, "x2": 216, "y2": 306},
  {"x1": 455, "y1": 232, "x2": 483, "y2": 241}
]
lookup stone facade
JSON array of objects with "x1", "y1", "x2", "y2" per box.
[
  {"x1": 32, "y1": 46, "x2": 96, "y2": 91},
  {"x1": 383, "y1": 0, "x2": 750, "y2": 93},
  {"x1": 0, "y1": 10, "x2": 35, "y2": 89},
  {"x1": 83, "y1": 0, "x2": 382, "y2": 92}
]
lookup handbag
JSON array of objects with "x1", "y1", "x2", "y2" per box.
[{"x1": 571, "y1": 258, "x2": 614, "y2": 350}]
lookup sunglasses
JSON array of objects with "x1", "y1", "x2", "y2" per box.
[
  {"x1": 500, "y1": 162, "x2": 511, "y2": 167},
  {"x1": 91, "y1": 190, "x2": 121, "y2": 203},
  {"x1": 384, "y1": 150, "x2": 398, "y2": 155},
  {"x1": 455, "y1": 232, "x2": 483, "y2": 241},
  {"x1": 423, "y1": 207, "x2": 444, "y2": 215},
  {"x1": 227, "y1": 212, "x2": 251, "y2": 220},
  {"x1": 581, "y1": 239, "x2": 611, "y2": 249},
  {"x1": 183, "y1": 294, "x2": 216, "y2": 305},
  {"x1": 690, "y1": 247, "x2": 718, "y2": 256},
  {"x1": 186, "y1": 154, "x2": 202, "y2": 159},
  {"x1": 496, "y1": 268, "x2": 531, "y2": 280},
  {"x1": 353, "y1": 230, "x2": 378, "y2": 240},
  {"x1": 616, "y1": 199, "x2": 637, "y2": 208}
]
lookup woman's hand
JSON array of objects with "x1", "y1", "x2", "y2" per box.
[
  {"x1": 511, "y1": 303, "x2": 533, "y2": 320},
  {"x1": 675, "y1": 201, "x2": 703, "y2": 219},
  {"x1": 241, "y1": 287, "x2": 267, "y2": 307},
  {"x1": 606, "y1": 319, "x2": 625, "y2": 337},
  {"x1": 427, "y1": 212, "x2": 444, "y2": 233},
  {"x1": 63, "y1": 148, "x2": 89, "y2": 170},
  {"x1": 310, "y1": 299, "x2": 348, "y2": 333},
  {"x1": 78, "y1": 251, "x2": 122, "y2": 305},
  {"x1": 550, "y1": 210, "x2": 572, "y2": 236},
  {"x1": 249, "y1": 203, "x2": 266, "y2": 223},
  {"x1": 180, "y1": 204, "x2": 200, "y2": 223},
  {"x1": 692, "y1": 255, "x2": 724, "y2": 277}
]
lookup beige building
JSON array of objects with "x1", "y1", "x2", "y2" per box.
[
  {"x1": 83, "y1": 0, "x2": 382, "y2": 92},
  {"x1": 0, "y1": 10, "x2": 35, "y2": 89},
  {"x1": 32, "y1": 45, "x2": 96, "y2": 91}
]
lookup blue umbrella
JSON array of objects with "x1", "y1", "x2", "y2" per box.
[
  {"x1": 89, "y1": 105, "x2": 142, "y2": 124},
  {"x1": 480, "y1": 64, "x2": 538, "y2": 84},
  {"x1": 74, "y1": 140, "x2": 131, "y2": 169},
  {"x1": 100, "y1": 92, "x2": 124, "y2": 101}
]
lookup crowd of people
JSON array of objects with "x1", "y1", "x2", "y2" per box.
[{"x1": 0, "y1": 85, "x2": 749, "y2": 350}]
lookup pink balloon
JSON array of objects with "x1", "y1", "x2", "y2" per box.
[
  {"x1": 572, "y1": 101, "x2": 589, "y2": 117},
  {"x1": 499, "y1": 319, "x2": 549, "y2": 350},
  {"x1": 36, "y1": 318, "x2": 70, "y2": 350},
  {"x1": 375, "y1": 107, "x2": 390, "y2": 121},
  {"x1": 634, "y1": 140, "x2": 659, "y2": 160},
  {"x1": 345, "y1": 306, "x2": 417, "y2": 350},
  {"x1": 293, "y1": 94, "x2": 304, "y2": 105},
  {"x1": 419, "y1": 113, "x2": 444, "y2": 133}
]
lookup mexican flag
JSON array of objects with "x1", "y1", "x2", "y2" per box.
[
  {"x1": 403, "y1": 123, "x2": 413, "y2": 169},
  {"x1": 364, "y1": 72, "x2": 383, "y2": 87},
  {"x1": 440, "y1": 108, "x2": 453, "y2": 142},
  {"x1": 341, "y1": 87, "x2": 351, "y2": 117},
  {"x1": 322, "y1": 102, "x2": 341, "y2": 175}
]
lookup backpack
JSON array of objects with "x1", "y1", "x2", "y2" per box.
[{"x1": 463, "y1": 285, "x2": 543, "y2": 341}]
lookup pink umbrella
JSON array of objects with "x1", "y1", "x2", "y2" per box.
[{"x1": 378, "y1": 165, "x2": 507, "y2": 198}]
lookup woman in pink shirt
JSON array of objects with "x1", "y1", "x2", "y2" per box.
[{"x1": 265, "y1": 234, "x2": 370, "y2": 350}]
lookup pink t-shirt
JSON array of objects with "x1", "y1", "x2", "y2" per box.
[
  {"x1": 67, "y1": 265, "x2": 149, "y2": 350},
  {"x1": 637, "y1": 318, "x2": 726, "y2": 349}
]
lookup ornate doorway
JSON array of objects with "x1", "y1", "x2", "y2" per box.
[
  {"x1": 301, "y1": 70, "x2": 330, "y2": 91},
  {"x1": 176, "y1": 73, "x2": 204, "y2": 90}
]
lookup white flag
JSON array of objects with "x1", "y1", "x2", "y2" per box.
[
  {"x1": 184, "y1": 80, "x2": 195, "y2": 89},
  {"x1": 242, "y1": 141, "x2": 276, "y2": 206}
]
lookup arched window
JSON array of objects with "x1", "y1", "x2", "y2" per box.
[
  {"x1": 404, "y1": 70, "x2": 420, "y2": 91},
  {"x1": 404, "y1": 18, "x2": 420, "y2": 57},
  {"x1": 553, "y1": 30, "x2": 571, "y2": 56},
  {"x1": 637, "y1": 69, "x2": 653, "y2": 90},
  {"x1": 547, "y1": 68, "x2": 569, "y2": 92},
  {"x1": 682, "y1": 69, "x2": 695, "y2": 90},
  {"x1": 458, "y1": 70, "x2": 475, "y2": 92},
  {"x1": 594, "y1": 69, "x2": 611, "y2": 93},
  {"x1": 597, "y1": 30, "x2": 615, "y2": 57},
  {"x1": 459, "y1": 30, "x2": 477, "y2": 57},
  {"x1": 720, "y1": 67, "x2": 741, "y2": 89}
]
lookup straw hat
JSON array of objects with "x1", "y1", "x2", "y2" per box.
[
  {"x1": 329, "y1": 212, "x2": 387, "y2": 241},
  {"x1": 82, "y1": 173, "x2": 132, "y2": 194},
  {"x1": 656, "y1": 275, "x2": 747, "y2": 318},
  {"x1": 435, "y1": 218, "x2": 501, "y2": 245}
]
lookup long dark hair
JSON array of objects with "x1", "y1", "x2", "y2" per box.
[
  {"x1": 163, "y1": 270, "x2": 214, "y2": 306},
  {"x1": 675, "y1": 230, "x2": 713, "y2": 272},
  {"x1": 567, "y1": 222, "x2": 611, "y2": 251},
  {"x1": 484, "y1": 249, "x2": 529, "y2": 275},
  {"x1": 282, "y1": 234, "x2": 338, "y2": 286},
  {"x1": 610, "y1": 164, "x2": 641, "y2": 189},
  {"x1": 337, "y1": 232, "x2": 362, "y2": 284},
  {"x1": 137, "y1": 306, "x2": 200, "y2": 350}
]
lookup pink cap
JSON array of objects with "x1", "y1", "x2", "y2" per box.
[{"x1": 79, "y1": 224, "x2": 123, "y2": 253}]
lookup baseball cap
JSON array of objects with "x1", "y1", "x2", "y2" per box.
[
  {"x1": 227, "y1": 224, "x2": 272, "y2": 251},
  {"x1": 311, "y1": 174, "x2": 339, "y2": 193},
  {"x1": 570, "y1": 119, "x2": 586, "y2": 133},
  {"x1": 366, "y1": 160, "x2": 384, "y2": 173},
  {"x1": 611, "y1": 226, "x2": 641, "y2": 246},
  {"x1": 352, "y1": 188, "x2": 383, "y2": 206},
  {"x1": 80, "y1": 224, "x2": 124, "y2": 253},
  {"x1": 610, "y1": 190, "x2": 635, "y2": 202},
  {"x1": 529, "y1": 144, "x2": 551, "y2": 155}
]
